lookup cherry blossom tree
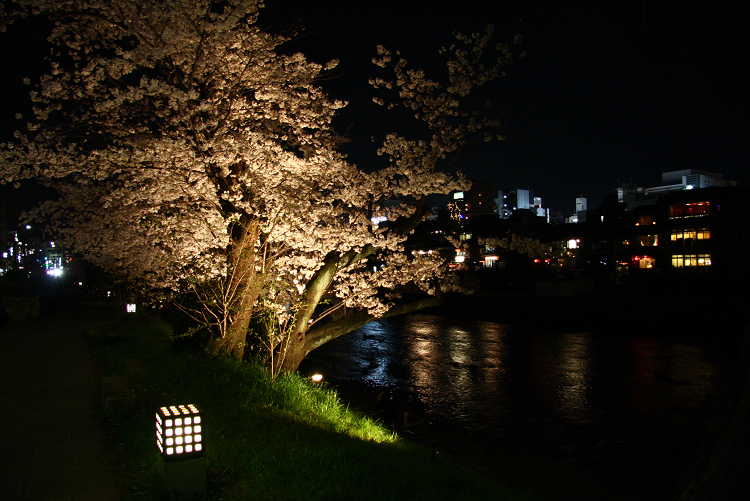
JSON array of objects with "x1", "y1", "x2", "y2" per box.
[{"x1": 0, "y1": 0, "x2": 520, "y2": 373}]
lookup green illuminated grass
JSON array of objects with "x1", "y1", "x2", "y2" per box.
[{"x1": 89, "y1": 313, "x2": 533, "y2": 501}]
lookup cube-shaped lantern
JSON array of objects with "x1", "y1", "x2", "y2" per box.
[{"x1": 156, "y1": 405, "x2": 204, "y2": 462}]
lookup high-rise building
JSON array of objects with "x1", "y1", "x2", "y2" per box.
[
  {"x1": 517, "y1": 188, "x2": 532, "y2": 210},
  {"x1": 576, "y1": 197, "x2": 587, "y2": 212},
  {"x1": 494, "y1": 188, "x2": 549, "y2": 222},
  {"x1": 450, "y1": 179, "x2": 494, "y2": 223}
]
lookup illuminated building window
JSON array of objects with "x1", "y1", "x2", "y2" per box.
[
  {"x1": 671, "y1": 254, "x2": 712, "y2": 267},
  {"x1": 632, "y1": 256, "x2": 655, "y2": 269},
  {"x1": 670, "y1": 228, "x2": 710, "y2": 244},
  {"x1": 483, "y1": 255, "x2": 498, "y2": 268},
  {"x1": 636, "y1": 215, "x2": 655, "y2": 226},
  {"x1": 638, "y1": 235, "x2": 658, "y2": 247},
  {"x1": 669, "y1": 202, "x2": 710, "y2": 219}
]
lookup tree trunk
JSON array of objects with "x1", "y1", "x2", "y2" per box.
[
  {"x1": 279, "y1": 293, "x2": 443, "y2": 373},
  {"x1": 209, "y1": 280, "x2": 261, "y2": 360},
  {"x1": 279, "y1": 332, "x2": 308, "y2": 375},
  {"x1": 278, "y1": 201, "x2": 435, "y2": 373},
  {"x1": 277, "y1": 249, "x2": 361, "y2": 372},
  {"x1": 208, "y1": 220, "x2": 263, "y2": 360}
]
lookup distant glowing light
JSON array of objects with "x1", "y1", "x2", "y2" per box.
[
  {"x1": 370, "y1": 215, "x2": 387, "y2": 227},
  {"x1": 311, "y1": 374, "x2": 323, "y2": 383},
  {"x1": 126, "y1": 303, "x2": 137, "y2": 313},
  {"x1": 46, "y1": 268, "x2": 63, "y2": 277}
]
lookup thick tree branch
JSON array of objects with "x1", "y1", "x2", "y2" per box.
[
  {"x1": 291, "y1": 197, "x2": 432, "y2": 336},
  {"x1": 303, "y1": 292, "x2": 443, "y2": 353}
]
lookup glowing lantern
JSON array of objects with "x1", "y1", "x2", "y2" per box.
[{"x1": 156, "y1": 405, "x2": 204, "y2": 462}]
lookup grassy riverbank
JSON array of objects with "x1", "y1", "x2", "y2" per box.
[{"x1": 89, "y1": 312, "x2": 533, "y2": 500}]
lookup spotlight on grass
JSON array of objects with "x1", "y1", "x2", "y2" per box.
[{"x1": 311, "y1": 373, "x2": 324, "y2": 383}]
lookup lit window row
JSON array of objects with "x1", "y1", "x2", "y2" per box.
[
  {"x1": 669, "y1": 202, "x2": 710, "y2": 218},
  {"x1": 638, "y1": 235, "x2": 658, "y2": 247},
  {"x1": 671, "y1": 254, "x2": 711, "y2": 267},
  {"x1": 632, "y1": 256, "x2": 655, "y2": 269},
  {"x1": 670, "y1": 229, "x2": 710, "y2": 242}
]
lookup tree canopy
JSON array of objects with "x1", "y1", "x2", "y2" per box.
[{"x1": 1, "y1": 0, "x2": 520, "y2": 372}]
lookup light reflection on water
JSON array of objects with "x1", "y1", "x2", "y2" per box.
[{"x1": 302, "y1": 313, "x2": 728, "y2": 465}]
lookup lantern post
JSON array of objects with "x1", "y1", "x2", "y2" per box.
[{"x1": 155, "y1": 404, "x2": 207, "y2": 498}]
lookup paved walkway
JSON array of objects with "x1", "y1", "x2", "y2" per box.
[{"x1": 0, "y1": 305, "x2": 124, "y2": 500}]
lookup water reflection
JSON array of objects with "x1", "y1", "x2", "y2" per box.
[
  {"x1": 557, "y1": 333, "x2": 593, "y2": 423},
  {"x1": 302, "y1": 313, "x2": 728, "y2": 468}
]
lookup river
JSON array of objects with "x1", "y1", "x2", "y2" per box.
[{"x1": 299, "y1": 294, "x2": 742, "y2": 498}]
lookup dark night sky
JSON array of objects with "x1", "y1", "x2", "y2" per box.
[
  {"x1": 259, "y1": 0, "x2": 750, "y2": 213},
  {"x1": 1, "y1": 0, "x2": 749, "y2": 215}
]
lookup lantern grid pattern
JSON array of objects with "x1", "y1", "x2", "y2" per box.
[{"x1": 156, "y1": 405, "x2": 203, "y2": 461}]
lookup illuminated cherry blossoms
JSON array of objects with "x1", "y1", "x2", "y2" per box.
[{"x1": 0, "y1": 0, "x2": 519, "y2": 372}]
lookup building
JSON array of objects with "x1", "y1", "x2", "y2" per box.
[
  {"x1": 566, "y1": 197, "x2": 589, "y2": 223},
  {"x1": 561, "y1": 185, "x2": 750, "y2": 285},
  {"x1": 495, "y1": 188, "x2": 550, "y2": 222},
  {"x1": 655, "y1": 186, "x2": 748, "y2": 277},
  {"x1": 430, "y1": 168, "x2": 747, "y2": 293},
  {"x1": 450, "y1": 179, "x2": 495, "y2": 224},
  {"x1": 617, "y1": 169, "x2": 737, "y2": 210}
]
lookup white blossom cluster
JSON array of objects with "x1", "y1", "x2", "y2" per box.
[
  {"x1": 479, "y1": 235, "x2": 550, "y2": 259},
  {"x1": 1, "y1": 1, "x2": 516, "y2": 366}
]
